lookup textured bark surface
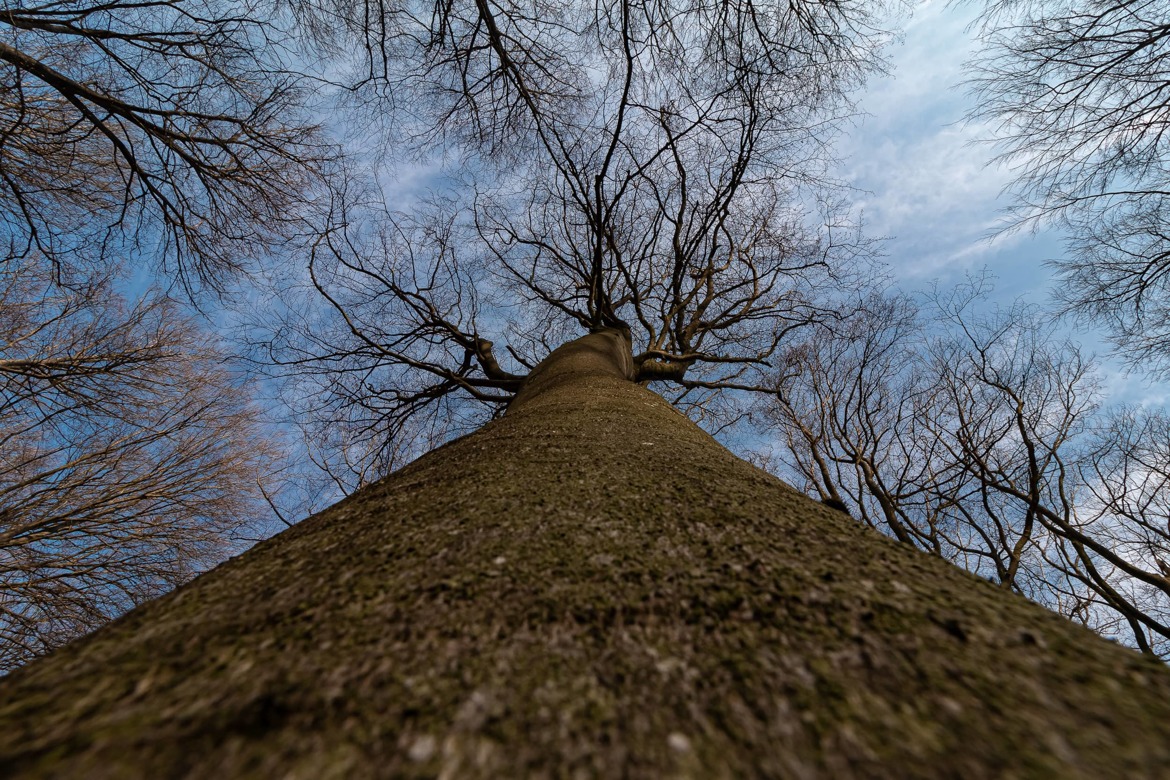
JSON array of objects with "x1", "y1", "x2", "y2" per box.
[{"x1": 3, "y1": 329, "x2": 1170, "y2": 778}]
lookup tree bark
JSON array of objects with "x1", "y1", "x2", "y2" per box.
[{"x1": 2, "y1": 329, "x2": 1170, "y2": 778}]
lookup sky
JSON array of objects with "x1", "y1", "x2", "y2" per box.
[
  {"x1": 841, "y1": 1, "x2": 1055, "y2": 290},
  {"x1": 845, "y1": 0, "x2": 1168, "y2": 407}
]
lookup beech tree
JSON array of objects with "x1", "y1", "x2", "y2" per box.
[
  {"x1": 765, "y1": 278, "x2": 1170, "y2": 657},
  {"x1": 2, "y1": 0, "x2": 1170, "y2": 773},
  {"x1": 968, "y1": 0, "x2": 1170, "y2": 374},
  {"x1": 261, "y1": 0, "x2": 884, "y2": 489},
  {"x1": 0, "y1": 258, "x2": 279, "y2": 672},
  {"x1": 259, "y1": 0, "x2": 1170, "y2": 662}
]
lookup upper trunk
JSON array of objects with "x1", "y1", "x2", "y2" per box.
[{"x1": 2, "y1": 330, "x2": 1170, "y2": 778}]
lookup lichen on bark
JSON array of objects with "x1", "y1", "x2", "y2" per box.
[{"x1": 1, "y1": 329, "x2": 1169, "y2": 778}]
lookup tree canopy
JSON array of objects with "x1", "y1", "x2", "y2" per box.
[
  {"x1": 0, "y1": 257, "x2": 279, "y2": 671},
  {"x1": 969, "y1": 0, "x2": 1170, "y2": 375},
  {"x1": 4, "y1": 0, "x2": 1170, "y2": 672},
  {"x1": 0, "y1": 0, "x2": 327, "y2": 291},
  {"x1": 261, "y1": 0, "x2": 890, "y2": 487}
]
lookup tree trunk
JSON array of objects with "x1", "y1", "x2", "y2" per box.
[{"x1": 2, "y1": 329, "x2": 1169, "y2": 778}]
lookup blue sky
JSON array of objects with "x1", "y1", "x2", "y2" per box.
[
  {"x1": 846, "y1": 0, "x2": 1168, "y2": 407},
  {"x1": 841, "y1": 1, "x2": 1056, "y2": 289}
]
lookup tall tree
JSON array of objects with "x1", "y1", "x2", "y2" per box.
[
  {"x1": 0, "y1": 258, "x2": 280, "y2": 671},
  {"x1": 6, "y1": 0, "x2": 1169, "y2": 770},
  {"x1": 1, "y1": 328, "x2": 1169, "y2": 776},
  {"x1": 968, "y1": 0, "x2": 1170, "y2": 373},
  {"x1": 260, "y1": 0, "x2": 884, "y2": 488},
  {"x1": 0, "y1": 0, "x2": 326, "y2": 292}
]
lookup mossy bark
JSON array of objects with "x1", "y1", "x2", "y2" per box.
[{"x1": 2, "y1": 329, "x2": 1170, "y2": 778}]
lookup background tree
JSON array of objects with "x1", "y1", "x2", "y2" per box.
[
  {"x1": 968, "y1": 0, "x2": 1170, "y2": 374},
  {"x1": 0, "y1": 0, "x2": 340, "y2": 669},
  {"x1": 0, "y1": 257, "x2": 281, "y2": 672},
  {"x1": 0, "y1": 0, "x2": 326, "y2": 292},
  {"x1": 763, "y1": 277, "x2": 1170, "y2": 656},
  {"x1": 1062, "y1": 405, "x2": 1170, "y2": 652}
]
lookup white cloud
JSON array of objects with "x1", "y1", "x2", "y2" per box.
[{"x1": 841, "y1": 2, "x2": 1053, "y2": 288}]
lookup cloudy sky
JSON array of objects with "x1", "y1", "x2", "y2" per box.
[
  {"x1": 847, "y1": 0, "x2": 1166, "y2": 406},
  {"x1": 841, "y1": 1, "x2": 1056, "y2": 288}
]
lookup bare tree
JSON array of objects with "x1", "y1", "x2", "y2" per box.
[
  {"x1": 761, "y1": 292, "x2": 941, "y2": 549},
  {"x1": 6, "y1": 318, "x2": 1170, "y2": 778},
  {"x1": 255, "y1": 0, "x2": 889, "y2": 488},
  {"x1": 0, "y1": 0, "x2": 327, "y2": 292},
  {"x1": 968, "y1": 0, "x2": 1170, "y2": 374},
  {"x1": 766, "y1": 276, "x2": 1170, "y2": 657},
  {"x1": 1052, "y1": 406, "x2": 1170, "y2": 654},
  {"x1": 0, "y1": 258, "x2": 280, "y2": 671}
]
